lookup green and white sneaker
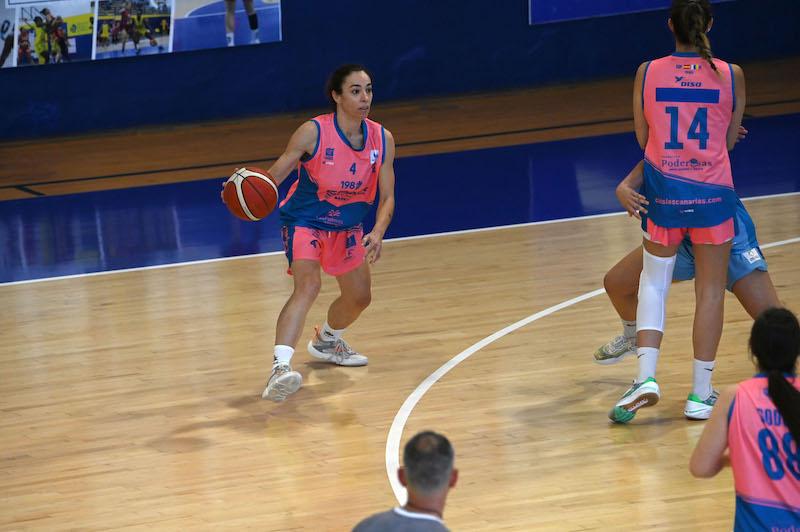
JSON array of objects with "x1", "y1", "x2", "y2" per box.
[
  {"x1": 608, "y1": 377, "x2": 660, "y2": 424},
  {"x1": 593, "y1": 335, "x2": 636, "y2": 365},
  {"x1": 684, "y1": 390, "x2": 719, "y2": 420}
]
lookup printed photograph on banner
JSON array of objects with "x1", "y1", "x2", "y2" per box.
[
  {"x1": 171, "y1": 0, "x2": 279, "y2": 53},
  {"x1": 1, "y1": 5, "x2": 15, "y2": 67},
  {"x1": 528, "y1": 0, "x2": 732, "y2": 25},
  {"x1": 95, "y1": 0, "x2": 170, "y2": 59},
  {"x1": 14, "y1": 1, "x2": 94, "y2": 65}
]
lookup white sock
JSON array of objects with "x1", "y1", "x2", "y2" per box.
[
  {"x1": 226, "y1": 32, "x2": 234, "y2": 46},
  {"x1": 321, "y1": 322, "x2": 344, "y2": 341},
  {"x1": 636, "y1": 347, "x2": 659, "y2": 383},
  {"x1": 692, "y1": 358, "x2": 715, "y2": 399},
  {"x1": 251, "y1": 29, "x2": 259, "y2": 40},
  {"x1": 622, "y1": 320, "x2": 637, "y2": 341},
  {"x1": 273, "y1": 345, "x2": 294, "y2": 366}
]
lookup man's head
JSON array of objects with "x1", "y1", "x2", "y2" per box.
[{"x1": 399, "y1": 431, "x2": 457, "y2": 496}]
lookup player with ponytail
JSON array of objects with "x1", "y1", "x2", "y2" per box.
[
  {"x1": 691, "y1": 308, "x2": 800, "y2": 530},
  {"x1": 608, "y1": 0, "x2": 747, "y2": 423}
]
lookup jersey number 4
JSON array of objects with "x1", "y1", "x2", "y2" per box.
[{"x1": 665, "y1": 107, "x2": 709, "y2": 150}]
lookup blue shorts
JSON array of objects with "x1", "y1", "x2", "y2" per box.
[{"x1": 673, "y1": 240, "x2": 768, "y2": 291}]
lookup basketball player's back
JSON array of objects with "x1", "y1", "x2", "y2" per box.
[
  {"x1": 728, "y1": 376, "x2": 800, "y2": 529},
  {"x1": 642, "y1": 53, "x2": 735, "y2": 189}
]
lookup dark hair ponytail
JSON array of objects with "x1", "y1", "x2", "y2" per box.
[
  {"x1": 750, "y1": 308, "x2": 800, "y2": 445},
  {"x1": 325, "y1": 64, "x2": 372, "y2": 110},
  {"x1": 670, "y1": 0, "x2": 717, "y2": 71}
]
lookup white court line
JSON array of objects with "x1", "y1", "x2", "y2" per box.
[
  {"x1": 384, "y1": 235, "x2": 800, "y2": 504},
  {"x1": 1, "y1": 191, "x2": 797, "y2": 287}
]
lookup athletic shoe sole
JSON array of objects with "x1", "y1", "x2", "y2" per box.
[
  {"x1": 609, "y1": 391, "x2": 660, "y2": 424},
  {"x1": 262, "y1": 371, "x2": 302, "y2": 402}
]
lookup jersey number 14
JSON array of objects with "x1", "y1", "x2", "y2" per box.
[{"x1": 665, "y1": 106, "x2": 709, "y2": 150}]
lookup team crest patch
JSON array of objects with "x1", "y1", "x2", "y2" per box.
[
  {"x1": 324, "y1": 147, "x2": 335, "y2": 166},
  {"x1": 370, "y1": 149, "x2": 379, "y2": 165}
]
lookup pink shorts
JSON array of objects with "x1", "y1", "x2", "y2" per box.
[
  {"x1": 282, "y1": 225, "x2": 365, "y2": 276},
  {"x1": 644, "y1": 218, "x2": 734, "y2": 247}
]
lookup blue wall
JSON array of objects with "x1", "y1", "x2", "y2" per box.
[{"x1": 1, "y1": 0, "x2": 798, "y2": 140}]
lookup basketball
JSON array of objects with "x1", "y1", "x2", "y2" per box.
[{"x1": 223, "y1": 167, "x2": 279, "y2": 221}]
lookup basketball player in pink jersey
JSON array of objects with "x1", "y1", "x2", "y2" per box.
[
  {"x1": 691, "y1": 308, "x2": 800, "y2": 530},
  {"x1": 256, "y1": 64, "x2": 396, "y2": 402},
  {"x1": 609, "y1": 0, "x2": 747, "y2": 423},
  {"x1": 594, "y1": 158, "x2": 782, "y2": 360}
]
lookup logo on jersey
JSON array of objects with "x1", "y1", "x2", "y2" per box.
[
  {"x1": 369, "y1": 149, "x2": 379, "y2": 165},
  {"x1": 661, "y1": 157, "x2": 713, "y2": 170},
  {"x1": 675, "y1": 76, "x2": 684, "y2": 82},
  {"x1": 742, "y1": 248, "x2": 762, "y2": 264},
  {"x1": 680, "y1": 81, "x2": 703, "y2": 87},
  {"x1": 324, "y1": 147, "x2": 335, "y2": 166}
]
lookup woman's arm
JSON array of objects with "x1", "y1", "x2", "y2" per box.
[{"x1": 689, "y1": 385, "x2": 737, "y2": 478}]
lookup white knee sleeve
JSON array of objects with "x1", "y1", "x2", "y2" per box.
[{"x1": 636, "y1": 249, "x2": 677, "y2": 333}]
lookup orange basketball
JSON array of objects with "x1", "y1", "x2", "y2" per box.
[{"x1": 223, "y1": 167, "x2": 279, "y2": 221}]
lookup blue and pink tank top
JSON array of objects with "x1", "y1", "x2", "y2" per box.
[
  {"x1": 728, "y1": 375, "x2": 800, "y2": 530},
  {"x1": 641, "y1": 52, "x2": 737, "y2": 228},
  {"x1": 279, "y1": 113, "x2": 385, "y2": 231}
]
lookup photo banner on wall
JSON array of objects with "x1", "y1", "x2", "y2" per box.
[
  {"x1": 1, "y1": 0, "x2": 280, "y2": 67},
  {"x1": 529, "y1": 0, "x2": 731, "y2": 25}
]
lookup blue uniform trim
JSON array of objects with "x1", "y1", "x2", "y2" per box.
[
  {"x1": 283, "y1": 225, "x2": 295, "y2": 264},
  {"x1": 279, "y1": 165, "x2": 374, "y2": 231},
  {"x1": 308, "y1": 119, "x2": 321, "y2": 160},
  {"x1": 727, "y1": 396, "x2": 735, "y2": 426},
  {"x1": 729, "y1": 63, "x2": 736, "y2": 111},
  {"x1": 655, "y1": 87, "x2": 721, "y2": 104},
  {"x1": 641, "y1": 61, "x2": 651, "y2": 109},
  {"x1": 735, "y1": 483, "x2": 800, "y2": 529},
  {"x1": 659, "y1": 170, "x2": 733, "y2": 191},
  {"x1": 642, "y1": 160, "x2": 736, "y2": 228},
  {"x1": 333, "y1": 112, "x2": 367, "y2": 151},
  {"x1": 381, "y1": 126, "x2": 386, "y2": 164},
  {"x1": 671, "y1": 51, "x2": 701, "y2": 57}
]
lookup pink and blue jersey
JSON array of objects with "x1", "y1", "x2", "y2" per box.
[
  {"x1": 642, "y1": 53, "x2": 737, "y2": 228},
  {"x1": 728, "y1": 375, "x2": 800, "y2": 531},
  {"x1": 280, "y1": 113, "x2": 385, "y2": 231}
]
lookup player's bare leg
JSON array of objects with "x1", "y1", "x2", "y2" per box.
[
  {"x1": 224, "y1": 0, "x2": 236, "y2": 46},
  {"x1": 595, "y1": 247, "x2": 641, "y2": 364},
  {"x1": 308, "y1": 262, "x2": 370, "y2": 366},
  {"x1": 731, "y1": 269, "x2": 780, "y2": 319},
  {"x1": 263, "y1": 260, "x2": 321, "y2": 402}
]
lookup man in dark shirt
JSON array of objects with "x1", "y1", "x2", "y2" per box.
[{"x1": 354, "y1": 431, "x2": 457, "y2": 531}]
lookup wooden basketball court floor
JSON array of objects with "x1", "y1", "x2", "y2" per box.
[{"x1": 1, "y1": 58, "x2": 799, "y2": 530}]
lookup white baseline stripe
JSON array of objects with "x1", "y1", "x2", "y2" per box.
[
  {"x1": 2, "y1": 191, "x2": 797, "y2": 287},
  {"x1": 384, "y1": 235, "x2": 800, "y2": 504},
  {"x1": 0, "y1": 251, "x2": 285, "y2": 287}
]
